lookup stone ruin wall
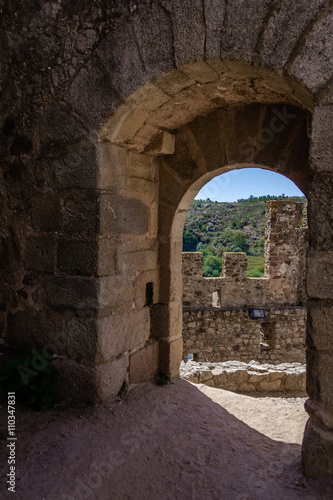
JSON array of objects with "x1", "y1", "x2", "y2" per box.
[{"x1": 182, "y1": 201, "x2": 308, "y2": 365}]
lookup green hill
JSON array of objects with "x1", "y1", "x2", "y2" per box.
[{"x1": 183, "y1": 194, "x2": 307, "y2": 277}]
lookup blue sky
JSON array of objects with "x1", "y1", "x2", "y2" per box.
[{"x1": 195, "y1": 168, "x2": 305, "y2": 202}]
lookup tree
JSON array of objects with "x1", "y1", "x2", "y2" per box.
[
  {"x1": 183, "y1": 230, "x2": 199, "y2": 251},
  {"x1": 203, "y1": 255, "x2": 222, "y2": 277},
  {"x1": 230, "y1": 231, "x2": 249, "y2": 253}
]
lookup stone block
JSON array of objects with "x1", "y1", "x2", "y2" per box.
[
  {"x1": 99, "y1": 194, "x2": 149, "y2": 235},
  {"x1": 307, "y1": 250, "x2": 333, "y2": 299},
  {"x1": 66, "y1": 313, "x2": 98, "y2": 363},
  {"x1": 32, "y1": 193, "x2": 61, "y2": 231},
  {"x1": 97, "y1": 308, "x2": 151, "y2": 362},
  {"x1": 97, "y1": 142, "x2": 128, "y2": 190},
  {"x1": 98, "y1": 276, "x2": 134, "y2": 316},
  {"x1": 53, "y1": 354, "x2": 128, "y2": 403},
  {"x1": 98, "y1": 21, "x2": 148, "y2": 99},
  {"x1": 7, "y1": 309, "x2": 65, "y2": 354},
  {"x1": 57, "y1": 238, "x2": 97, "y2": 275},
  {"x1": 65, "y1": 52, "x2": 121, "y2": 129},
  {"x1": 258, "y1": 0, "x2": 325, "y2": 69},
  {"x1": 159, "y1": 337, "x2": 183, "y2": 378},
  {"x1": 97, "y1": 237, "x2": 117, "y2": 276},
  {"x1": 172, "y1": 0, "x2": 205, "y2": 65},
  {"x1": 307, "y1": 305, "x2": 333, "y2": 350},
  {"x1": 45, "y1": 276, "x2": 98, "y2": 309},
  {"x1": 211, "y1": 369, "x2": 227, "y2": 387},
  {"x1": 259, "y1": 379, "x2": 282, "y2": 391},
  {"x1": 133, "y1": 4, "x2": 174, "y2": 79},
  {"x1": 154, "y1": 69, "x2": 196, "y2": 96},
  {"x1": 181, "y1": 61, "x2": 219, "y2": 84},
  {"x1": 129, "y1": 341, "x2": 159, "y2": 384},
  {"x1": 96, "y1": 354, "x2": 128, "y2": 402},
  {"x1": 127, "y1": 150, "x2": 156, "y2": 181},
  {"x1": 62, "y1": 192, "x2": 99, "y2": 235},
  {"x1": 204, "y1": 0, "x2": 227, "y2": 59},
  {"x1": 54, "y1": 140, "x2": 98, "y2": 189},
  {"x1": 144, "y1": 131, "x2": 175, "y2": 156},
  {"x1": 0, "y1": 228, "x2": 20, "y2": 270},
  {"x1": 199, "y1": 368, "x2": 213, "y2": 383},
  {"x1": 302, "y1": 419, "x2": 333, "y2": 478},
  {"x1": 25, "y1": 235, "x2": 56, "y2": 272},
  {"x1": 310, "y1": 105, "x2": 333, "y2": 172},
  {"x1": 221, "y1": 0, "x2": 271, "y2": 60},
  {"x1": 290, "y1": 11, "x2": 333, "y2": 93},
  {"x1": 150, "y1": 301, "x2": 182, "y2": 340},
  {"x1": 307, "y1": 350, "x2": 333, "y2": 408}
]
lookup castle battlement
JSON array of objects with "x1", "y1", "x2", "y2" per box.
[{"x1": 182, "y1": 201, "x2": 308, "y2": 309}]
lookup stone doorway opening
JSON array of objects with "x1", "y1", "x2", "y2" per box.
[{"x1": 180, "y1": 175, "x2": 308, "y2": 368}]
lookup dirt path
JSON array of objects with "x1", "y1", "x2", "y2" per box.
[{"x1": 1, "y1": 379, "x2": 333, "y2": 499}]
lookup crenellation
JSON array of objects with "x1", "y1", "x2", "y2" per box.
[{"x1": 183, "y1": 201, "x2": 308, "y2": 364}]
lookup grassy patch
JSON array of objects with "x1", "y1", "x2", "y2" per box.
[{"x1": 247, "y1": 256, "x2": 264, "y2": 277}]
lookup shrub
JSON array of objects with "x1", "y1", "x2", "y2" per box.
[{"x1": 0, "y1": 342, "x2": 59, "y2": 410}]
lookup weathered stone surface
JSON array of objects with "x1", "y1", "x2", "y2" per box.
[
  {"x1": 133, "y1": 4, "x2": 174, "y2": 79},
  {"x1": 7, "y1": 309, "x2": 65, "y2": 352},
  {"x1": 221, "y1": 0, "x2": 271, "y2": 60},
  {"x1": 159, "y1": 336, "x2": 183, "y2": 378},
  {"x1": 32, "y1": 193, "x2": 61, "y2": 232},
  {"x1": 204, "y1": 0, "x2": 227, "y2": 59},
  {"x1": 66, "y1": 313, "x2": 98, "y2": 363},
  {"x1": 310, "y1": 105, "x2": 333, "y2": 172},
  {"x1": 307, "y1": 250, "x2": 333, "y2": 299},
  {"x1": 290, "y1": 11, "x2": 333, "y2": 93},
  {"x1": 99, "y1": 194, "x2": 150, "y2": 235},
  {"x1": 129, "y1": 341, "x2": 159, "y2": 384},
  {"x1": 98, "y1": 276, "x2": 134, "y2": 315},
  {"x1": 307, "y1": 305, "x2": 333, "y2": 350},
  {"x1": 62, "y1": 192, "x2": 99, "y2": 235},
  {"x1": 97, "y1": 237, "x2": 117, "y2": 276},
  {"x1": 24, "y1": 236, "x2": 55, "y2": 272},
  {"x1": 54, "y1": 140, "x2": 98, "y2": 189},
  {"x1": 57, "y1": 239, "x2": 97, "y2": 276},
  {"x1": 97, "y1": 308, "x2": 151, "y2": 362},
  {"x1": 302, "y1": 420, "x2": 333, "y2": 478},
  {"x1": 45, "y1": 276, "x2": 98, "y2": 309},
  {"x1": 154, "y1": 68, "x2": 196, "y2": 95},
  {"x1": 0, "y1": 229, "x2": 20, "y2": 270},
  {"x1": 53, "y1": 354, "x2": 128, "y2": 403},
  {"x1": 172, "y1": 0, "x2": 205, "y2": 66},
  {"x1": 96, "y1": 354, "x2": 129, "y2": 402},
  {"x1": 308, "y1": 171, "x2": 333, "y2": 250},
  {"x1": 98, "y1": 22, "x2": 148, "y2": 99},
  {"x1": 65, "y1": 53, "x2": 121, "y2": 129},
  {"x1": 307, "y1": 350, "x2": 333, "y2": 408},
  {"x1": 258, "y1": 0, "x2": 326, "y2": 68},
  {"x1": 180, "y1": 360, "x2": 306, "y2": 393}
]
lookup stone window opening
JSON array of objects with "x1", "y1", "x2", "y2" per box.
[
  {"x1": 145, "y1": 282, "x2": 154, "y2": 307},
  {"x1": 212, "y1": 290, "x2": 221, "y2": 308},
  {"x1": 260, "y1": 322, "x2": 276, "y2": 351}
]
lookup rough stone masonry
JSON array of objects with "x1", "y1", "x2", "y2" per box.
[
  {"x1": 182, "y1": 201, "x2": 308, "y2": 365},
  {"x1": 1, "y1": 0, "x2": 333, "y2": 478}
]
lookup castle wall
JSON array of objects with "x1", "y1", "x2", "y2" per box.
[{"x1": 182, "y1": 201, "x2": 308, "y2": 364}]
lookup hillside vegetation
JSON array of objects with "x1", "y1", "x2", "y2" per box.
[{"x1": 183, "y1": 195, "x2": 307, "y2": 277}]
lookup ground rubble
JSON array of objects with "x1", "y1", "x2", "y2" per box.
[{"x1": 180, "y1": 360, "x2": 306, "y2": 392}]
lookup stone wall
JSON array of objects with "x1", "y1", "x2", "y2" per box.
[
  {"x1": 183, "y1": 307, "x2": 306, "y2": 364},
  {"x1": 182, "y1": 201, "x2": 308, "y2": 364},
  {"x1": 2, "y1": 0, "x2": 333, "y2": 477},
  {"x1": 180, "y1": 360, "x2": 306, "y2": 393}
]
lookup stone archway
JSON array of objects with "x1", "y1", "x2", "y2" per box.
[{"x1": 2, "y1": 1, "x2": 333, "y2": 478}]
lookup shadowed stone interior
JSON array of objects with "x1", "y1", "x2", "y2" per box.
[{"x1": 1, "y1": 0, "x2": 333, "y2": 478}]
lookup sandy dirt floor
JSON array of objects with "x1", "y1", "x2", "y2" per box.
[{"x1": 1, "y1": 379, "x2": 333, "y2": 500}]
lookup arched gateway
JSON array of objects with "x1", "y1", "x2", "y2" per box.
[{"x1": 1, "y1": 0, "x2": 333, "y2": 477}]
